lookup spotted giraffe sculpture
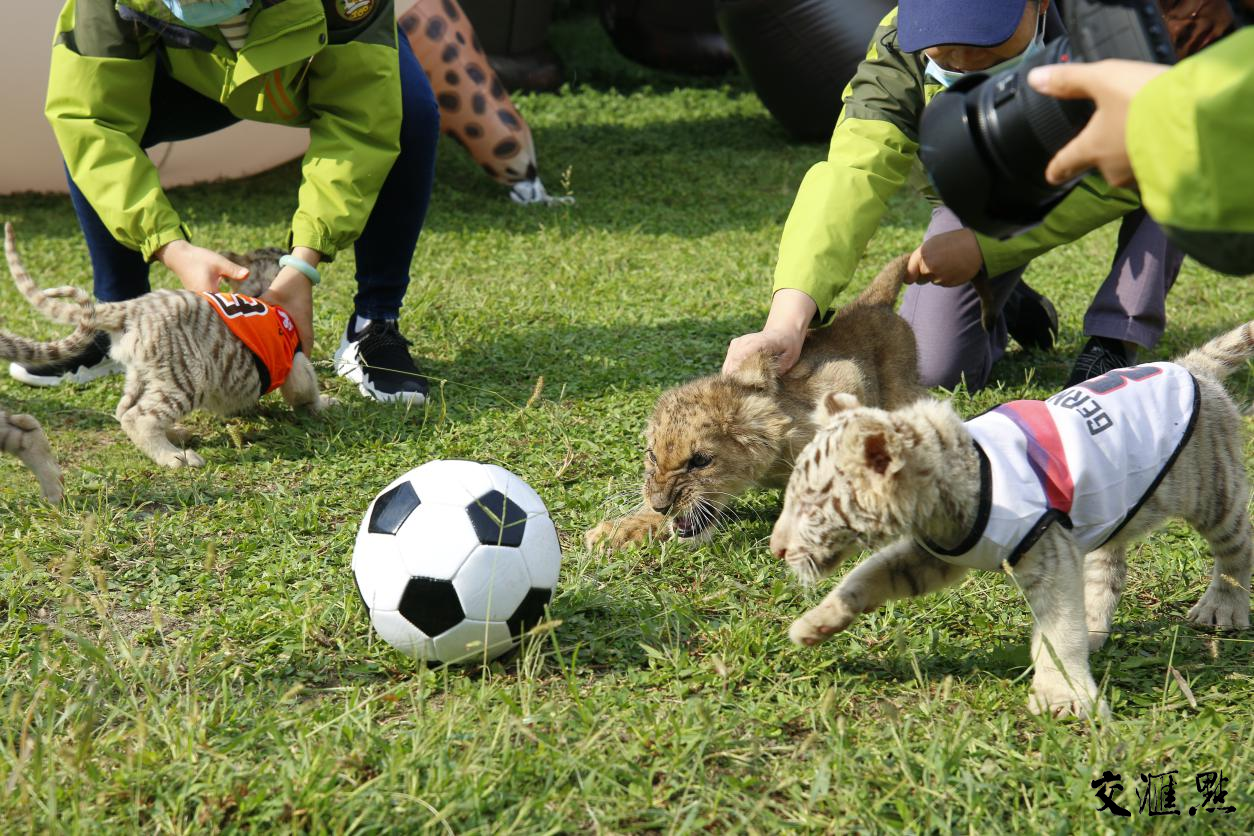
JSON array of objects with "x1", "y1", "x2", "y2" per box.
[{"x1": 398, "y1": 0, "x2": 572, "y2": 204}]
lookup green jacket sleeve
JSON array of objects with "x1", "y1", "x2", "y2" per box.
[
  {"x1": 291, "y1": 10, "x2": 402, "y2": 259},
  {"x1": 973, "y1": 176, "x2": 1142, "y2": 278},
  {"x1": 1126, "y1": 28, "x2": 1254, "y2": 274},
  {"x1": 772, "y1": 10, "x2": 923, "y2": 321},
  {"x1": 773, "y1": 117, "x2": 918, "y2": 321},
  {"x1": 45, "y1": 0, "x2": 188, "y2": 260}
]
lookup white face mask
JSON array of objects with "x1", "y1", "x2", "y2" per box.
[
  {"x1": 162, "y1": 0, "x2": 254, "y2": 27},
  {"x1": 924, "y1": 12, "x2": 1046, "y2": 89}
]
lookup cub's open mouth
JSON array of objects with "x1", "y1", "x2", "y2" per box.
[{"x1": 673, "y1": 503, "x2": 718, "y2": 538}]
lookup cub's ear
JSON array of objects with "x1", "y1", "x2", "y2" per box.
[
  {"x1": 228, "y1": 248, "x2": 284, "y2": 296},
  {"x1": 860, "y1": 429, "x2": 907, "y2": 477},
  {"x1": 864, "y1": 432, "x2": 893, "y2": 475},
  {"x1": 219, "y1": 251, "x2": 254, "y2": 291},
  {"x1": 726, "y1": 350, "x2": 779, "y2": 391},
  {"x1": 813, "y1": 391, "x2": 860, "y2": 427}
]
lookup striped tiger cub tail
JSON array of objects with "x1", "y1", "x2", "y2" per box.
[
  {"x1": 5, "y1": 222, "x2": 128, "y2": 331},
  {"x1": 1178, "y1": 320, "x2": 1254, "y2": 382}
]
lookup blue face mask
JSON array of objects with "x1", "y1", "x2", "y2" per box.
[
  {"x1": 924, "y1": 12, "x2": 1046, "y2": 89},
  {"x1": 161, "y1": 0, "x2": 254, "y2": 27}
]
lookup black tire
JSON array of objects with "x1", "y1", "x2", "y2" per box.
[
  {"x1": 599, "y1": 0, "x2": 736, "y2": 76},
  {"x1": 716, "y1": 0, "x2": 896, "y2": 141}
]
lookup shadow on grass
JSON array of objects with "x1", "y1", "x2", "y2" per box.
[
  {"x1": 525, "y1": 586, "x2": 693, "y2": 672},
  {"x1": 0, "y1": 108, "x2": 804, "y2": 243},
  {"x1": 441, "y1": 315, "x2": 758, "y2": 401},
  {"x1": 1, "y1": 315, "x2": 761, "y2": 484},
  {"x1": 813, "y1": 612, "x2": 1250, "y2": 706},
  {"x1": 6, "y1": 312, "x2": 1245, "y2": 466},
  {"x1": 4, "y1": 131, "x2": 801, "y2": 245},
  {"x1": 546, "y1": 14, "x2": 748, "y2": 96},
  {"x1": 0, "y1": 387, "x2": 115, "y2": 432},
  {"x1": 981, "y1": 320, "x2": 1254, "y2": 396}
]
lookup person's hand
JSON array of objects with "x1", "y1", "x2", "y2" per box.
[
  {"x1": 906, "y1": 229, "x2": 983, "y2": 287},
  {"x1": 1027, "y1": 60, "x2": 1168, "y2": 187},
  {"x1": 154, "y1": 239, "x2": 249, "y2": 293},
  {"x1": 723, "y1": 288, "x2": 817, "y2": 376},
  {"x1": 724, "y1": 326, "x2": 806, "y2": 377},
  {"x1": 260, "y1": 246, "x2": 320, "y2": 353}
]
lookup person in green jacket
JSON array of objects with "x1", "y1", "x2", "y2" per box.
[
  {"x1": 722, "y1": 0, "x2": 1184, "y2": 392},
  {"x1": 11, "y1": 0, "x2": 439, "y2": 405},
  {"x1": 1028, "y1": 28, "x2": 1254, "y2": 276}
]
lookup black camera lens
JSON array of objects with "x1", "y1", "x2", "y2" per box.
[
  {"x1": 919, "y1": 39, "x2": 1095, "y2": 239},
  {"x1": 918, "y1": 0, "x2": 1176, "y2": 239}
]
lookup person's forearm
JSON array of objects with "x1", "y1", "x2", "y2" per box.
[
  {"x1": 264, "y1": 253, "x2": 317, "y2": 355},
  {"x1": 269, "y1": 247, "x2": 321, "y2": 297},
  {"x1": 766, "y1": 289, "x2": 819, "y2": 334},
  {"x1": 291, "y1": 246, "x2": 321, "y2": 269}
]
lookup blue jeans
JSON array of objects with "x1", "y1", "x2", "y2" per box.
[{"x1": 68, "y1": 30, "x2": 439, "y2": 321}]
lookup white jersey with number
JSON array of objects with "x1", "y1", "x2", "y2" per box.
[{"x1": 918, "y1": 362, "x2": 1199, "y2": 571}]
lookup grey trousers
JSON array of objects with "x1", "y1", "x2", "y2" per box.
[{"x1": 898, "y1": 206, "x2": 1184, "y2": 390}]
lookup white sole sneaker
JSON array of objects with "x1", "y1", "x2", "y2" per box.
[
  {"x1": 9, "y1": 358, "x2": 123, "y2": 388},
  {"x1": 357, "y1": 382, "x2": 426, "y2": 405},
  {"x1": 334, "y1": 335, "x2": 427, "y2": 406},
  {"x1": 333, "y1": 335, "x2": 365, "y2": 385}
]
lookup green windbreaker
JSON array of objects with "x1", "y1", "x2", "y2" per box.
[
  {"x1": 773, "y1": 8, "x2": 1141, "y2": 322},
  {"x1": 46, "y1": 0, "x2": 402, "y2": 261},
  {"x1": 1127, "y1": 28, "x2": 1254, "y2": 275}
]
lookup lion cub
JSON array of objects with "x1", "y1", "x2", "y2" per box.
[
  {"x1": 771, "y1": 321, "x2": 1254, "y2": 719},
  {"x1": 586, "y1": 256, "x2": 924, "y2": 549}
]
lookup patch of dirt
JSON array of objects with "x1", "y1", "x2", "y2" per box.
[{"x1": 25, "y1": 605, "x2": 190, "y2": 637}]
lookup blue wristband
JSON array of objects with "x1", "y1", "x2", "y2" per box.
[{"x1": 279, "y1": 254, "x2": 321, "y2": 286}]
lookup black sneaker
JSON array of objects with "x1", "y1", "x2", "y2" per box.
[
  {"x1": 9, "y1": 331, "x2": 122, "y2": 387},
  {"x1": 333, "y1": 318, "x2": 428, "y2": 405},
  {"x1": 1002, "y1": 281, "x2": 1059, "y2": 352},
  {"x1": 1065, "y1": 336, "x2": 1138, "y2": 388}
]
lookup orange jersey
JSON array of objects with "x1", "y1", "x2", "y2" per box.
[{"x1": 200, "y1": 292, "x2": 301, "y2": 394}]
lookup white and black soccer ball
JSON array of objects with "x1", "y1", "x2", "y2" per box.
[{"x1": 352, "y1": 460, "x2": 561, "y2": 665}]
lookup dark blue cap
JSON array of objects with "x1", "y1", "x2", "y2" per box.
[{"x1": 897, "y1": 0, "x2": 1029, "y2": 53}]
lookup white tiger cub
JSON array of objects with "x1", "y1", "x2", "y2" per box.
[
  {"x1": 770, "y1": 321, "x2": 1254, "y2": 719},
  {"x1": 6, "y1": 223, "x2": 332, "y2": 469},
  {"x1": 1, "y1": 306, "x2": 95, "y2": 501}
]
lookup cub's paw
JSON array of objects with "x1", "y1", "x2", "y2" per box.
[
  {"x1": 788, "y1": 597, "x2": 858, "y2": 646},
  {"x1": 1086, "y1": 630, "x2": 1111, "y2": 654},
  {"x1": 1187, "y1": 586, "x2": 1250, "y2": 631},
  {"x1": 38, "y1": 477, "x2": 65, "y2": 505},
  {"x1": 162, "y1": 449, "x2": 206, "y2": 469},
  {"x1": 308, "y1": 396, "x2": 339, "y2": 415},
  {"x1": 1029, "y1": 677, "x2": 1109, "y2": 720},
  {"x1": 584, "y1": 513, "x2": 669, "y2": 551},
  {"x1": 165, "y1": 426, "x2": 195, "y2": 446}
]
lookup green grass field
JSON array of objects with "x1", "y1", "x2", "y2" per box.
[{"x1": 2, "y1": 15, "x2": 1252, "y2": 833}]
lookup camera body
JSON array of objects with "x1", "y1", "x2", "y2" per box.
[{"x1": 918, "y1": 0, "x2": 1176, "y2": 238}]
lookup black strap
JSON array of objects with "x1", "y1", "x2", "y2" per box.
[
  {"x1": 116, "y1": 6, "x2": 219, "y2": 52},
  {"x1": 248, "y1": 349, "x2": 271, "y2": 397},
  {"x1": 1005, "y1": 509, "x2": 1073, "y2": 568},
  {"x1": 917, "y1": 441, "x2": 993, "y2": 558}
]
